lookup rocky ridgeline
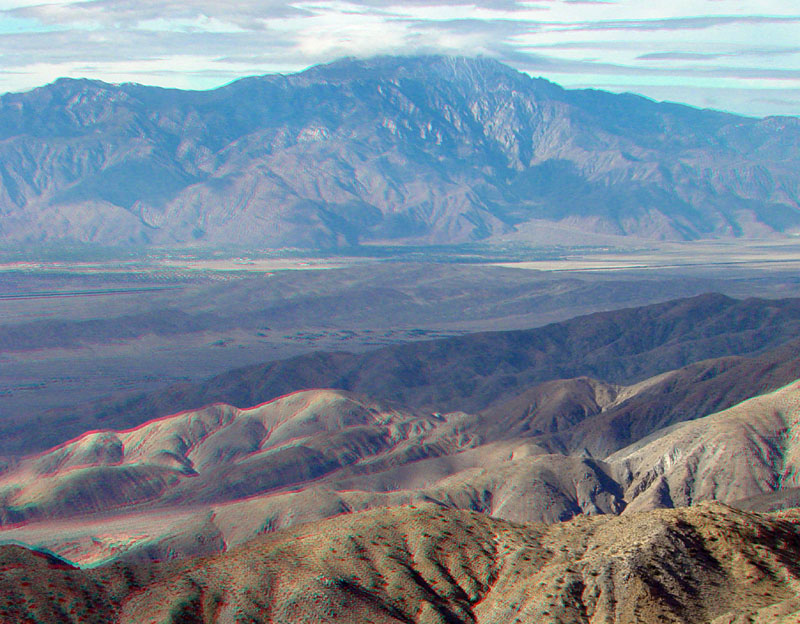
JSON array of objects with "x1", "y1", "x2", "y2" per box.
[
  {"x1": 1, "y1": 56, "x2": 799, "y2": 247},
  {"x1": 2, "y1": 503, "x2": 800, "y2": 623}
]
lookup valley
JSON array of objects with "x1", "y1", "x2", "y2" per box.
[
  {"x1": 2, "y1": 53, "x2": 800, "y2": 623},
  {"x1": 4, "y1": 260, "x2": 800, "y2": 622},
  {"x1": 3, "y1": 245, "x2": 800, "y2": 454}
]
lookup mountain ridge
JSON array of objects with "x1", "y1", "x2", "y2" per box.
[
  {"x1": 4, "y1": 347, "x2": 800, "y2": 566},
  {"x1": 2, "y1": 55, "x2": 800, "y2": 247},
  {"x1": 2, "y1": 503, "x2": 800, "y2": 623},
  {"x1": 22, "y1": 292, "x2": 800, "y2": 458}
]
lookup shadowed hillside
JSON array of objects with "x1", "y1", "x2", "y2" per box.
[
  {"x1": 4, "y1": 343, "x2": 800, "y2": 565},
  {"x1": 25, "y1": 293, "x2": 800, "y2": 457}
]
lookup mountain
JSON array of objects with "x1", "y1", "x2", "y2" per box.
[
  {"x1": 483, "y1": 334, "x2": 800, "y2": 459},
  {"x1": 611, "y1": 378, "x2": 800, "y2": 514},
  {"x1": 4, "y1": 293, "x2": 800, "y2": 567},
  {"x1": 0, "y1": 386, "x2": 627, "y2": 536},
  {"x1": 2, "y1": 503, "x2": 800, "y2": 623},
  {"x1": 4, "y1": 337, "x2": 800, "y2": 566},
  {"x1": 0, "y1": 390, "x2": 452, "y2": 526},
  {"x1": 2, "y1": 55, "x2": 800, "y2": 247},
  {"x1": 24, "y1": 292, "x2": 800, "y2": 457}
]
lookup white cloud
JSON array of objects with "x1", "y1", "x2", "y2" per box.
[{"x1": 0, "y1": 0, "x2": 798, "y2": 115}]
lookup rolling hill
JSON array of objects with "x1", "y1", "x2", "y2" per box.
[
  {"x1": 3, "y1": 291, "x2": 800, "y2": 621},
  {"x1": 3, "y1": 342, "x2": 800, "y2": 566}
]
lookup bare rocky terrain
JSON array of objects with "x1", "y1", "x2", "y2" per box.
[
  {"x1": 2, "y1": 56, "x2": 800, "y2": 247},
  {"x1": 612, "y1": 380, "x2": 800, "y2": 514},
  {"x1": 2, "y1": 503, "x2": 800, "y2": 623},
  {"x1": 2, "y1": 292, "x2": 800, "y2": 620},
  {"x1": 4, "y1": 52, "x2": 800, "y2": 624},
  {"x1": 3, "y1": 328, "x2": 800, "y2": 567}
]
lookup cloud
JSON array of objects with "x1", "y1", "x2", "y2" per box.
[
  {"x1": 0, "y1": 0, "x2": 798, "y2": 116},
  {"x1": 0, "y1": 29, "x2": 294, "y2": 66},
  {"x1": 638, "y1": 47, "x2": 800, "y2": 61},
  {"x1": 402, "y1": 17, "x2": 538, "y2": 36},
  {"x1": 505, "y1": 50, "x2": 800, "y2": 82},
  {"x1": 347, "y1": 0, "x2": 537, "y2": 8},
  {"x1": 556, "y1": 14, "x2": 800, "y2": 32},
  {"x1": 637, "y1": 52, "x2": 726, "y2": 61},
  {"x1": 8, "y1": 0, "x2": 310, "y2": 29}
]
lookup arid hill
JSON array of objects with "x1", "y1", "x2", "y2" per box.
[
  {"x1": 4, "y1": 357, "x2": 800, "y2": 565},
  {"x1": 477, "y1": 333, "x2": 800, "y2": 458},
  {"x1": 611, "y1": 379, "x2": 800, "y2": 514},
  {"x1": 0, "y1": 390, "x2": 448, "y2": 525},
  {"x1": 26, "y1": 293, "x2": 800, "y2": 457},
  {"x1": 1, "y1": 503, "x2": 799, "y2": 623}
]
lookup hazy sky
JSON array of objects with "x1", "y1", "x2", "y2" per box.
[{"x1": 0, "y1": 0, "x2": 798, "y2": 116}]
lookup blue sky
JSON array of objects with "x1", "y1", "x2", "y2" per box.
[{"x1": 0, "y1": 0, "x2": 798, "y2": 116}]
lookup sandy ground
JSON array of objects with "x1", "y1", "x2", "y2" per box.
[{"x1": 493, "y1": 239, "x2": 800, "y2": 272}]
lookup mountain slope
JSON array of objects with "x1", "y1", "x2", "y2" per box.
[
  {"x1": 480, "y1": 333, "x2": 800, "y2": 458},
  {"x1": 31, "y1": 293, "x2": 800, "y2": 456},
  {"x1": 2, "y1": 56, "x2": 800, "y2": 246},
  {"x1": 2, "y1": 504, "x2": 800, "y2": 624},
  {"x1": 4, "y1": 348, "x2": 800, "y2": 565},
  {"x1": 5, "y1": 294, "x2": 800, "y2": 566},
  {"x1": 119, "y1": 504, "x2": 800, "y2": 624},
  {"x1": 0, "y1": 389, "x2": 455, "y2": 524},
  {"x1": 611, "y1": 379, "x2": 800, "y2": 514}
]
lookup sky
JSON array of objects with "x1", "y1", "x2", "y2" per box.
[{"x1": 0, "y1": 0, "x2": 798, "y2": 117}]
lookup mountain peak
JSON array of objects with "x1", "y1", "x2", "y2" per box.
[
  {"x1": 296, "y1": 54, "x2": 553, "y2": 91},
  {"x1": 0, "y1": 55, "x2": 799, "y2": 247},
  {"x1": 317, "y1": 54, "x2": 517, "y2": 75}
]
